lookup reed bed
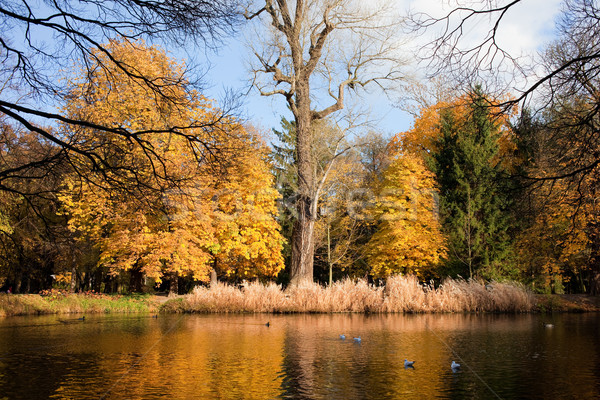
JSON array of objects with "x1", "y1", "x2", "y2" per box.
[
  {"x1": 173, "y1": 275, "x2": 536, "y2": 314},
  {"x1": 177, "y1": 281, "x2": 287, "y2": 313},
  {"x1": 0, "y1": 276, "x2": 537, "y2": 317}
]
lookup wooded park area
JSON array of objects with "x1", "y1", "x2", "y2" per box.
[{"x1": 1, "y1": 0, "x2": 599, "y2": 296}]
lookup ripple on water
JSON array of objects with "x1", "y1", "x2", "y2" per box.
[{"x1": 0, "y1": 313, "x2": 598, "y2": 399}]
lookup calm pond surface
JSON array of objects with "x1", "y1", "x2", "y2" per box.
[{"x1": 0, "y1": 312, "x2": 598, "y2": 399}]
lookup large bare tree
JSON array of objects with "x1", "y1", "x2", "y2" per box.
[{"x1": 245, "y1": 0, "x2": 408, "y2": 284}]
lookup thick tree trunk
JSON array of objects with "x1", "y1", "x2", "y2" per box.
[
  {"x1": 13, "y1": 275, "x2": 21, "y2": 294},
  {"x1": 210, "y1": 266, "x2": 218, "y2": 287},
  {"x1": 589, "y1": 271, "x2": 600, "y2": 295},
  {"x1": 70, "y1": 264, "x2": 77, "y2": 293},
  {"x1": 289, "y1": 81, "x2": 316, "y2": 286},
  {"x1": 129, "y1": 264, "x2": 143, "y2": 293},
  {"x1": 169, "y1": 273, "x2": 179, "y2": 296},
  {"x1": 93, "y1": 268, "x2": 103, "y2": 292},
  {"x1": 290, "y1": 211, "x2": 315, "y2": 285}
]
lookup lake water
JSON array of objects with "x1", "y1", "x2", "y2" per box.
[{"x1": 0, "y1": 313, "x2": 598, "y2": 399}]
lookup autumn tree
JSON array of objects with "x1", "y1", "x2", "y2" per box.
[
  {"x1": 272, "y1": 124, "x2": 392, "y2": 284},
  {"x1": 412, "y1": 1, "x2": 600, "y2": 284},
  {"x1": 496, "y1": 1, "x2": 600, "y2": 293},
  {"x1": 514, "y1": 182, "x2": 591, "y2": 293},
  {"x1": 0, "y1": 121, "x2": 71, "y2": 293},
  {"x1": 538, "y1": 4, "x2": 600, "y2": 293},
  {"x1": 512, "y1": 105, "x2": 599, "y2": 293},
  {"x1": 59, "y1": 39, "x2": 215, "y2": 291},
  {"x1": 208, "y1": 130, "x2": 285, "y2": 283},
  {"x1": 313, "y1": 135, "x2": 364, "y2": 284},
  {"x1": 0, "y1": 0, "x2": 240, "y2": 201},
  {"x1": 365, "y1": 152, "x2": 446, "y2": 280},
  {"x1": 60, "y1": 40, "x2": 284, "y2": 292},
  {"x1": 245, "y1": 0, "x2": 408, "y2": 284},
  {"x1": 270, "y1": 115, "x2": 368, "y2": 284}
]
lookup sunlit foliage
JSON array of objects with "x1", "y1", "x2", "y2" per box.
[
  {"x1": 365, "y1": 153, "x2": 446, "y2": 280},
  {"x1": 59, "y1": 40, "x2": 284, "y2": 287}
]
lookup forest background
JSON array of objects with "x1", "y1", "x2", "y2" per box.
[{"x1": 1, "y1": 0, "x2": 599, "y2": 297}]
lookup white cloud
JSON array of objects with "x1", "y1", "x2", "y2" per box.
[
  {"x1": 205, "y1": 0, "x2": 565, "y2": 134},
  {"x1": 494, "y1": 0, "x2": 563, "y2": 54}
]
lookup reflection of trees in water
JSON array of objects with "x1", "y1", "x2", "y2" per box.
[
  {"x1": 516, "y1": 314, "x2": 600, "y2": 400},
  {"x1": 2, "y1": 314, "x2": 600, "y2": 398},
  {"x1": 278, "y1": 314, "x2": 454, "y2": 398},
  {"x1": 25, "y1": 315, "x2": 287, "y2": 399},
  {"x1": 279, "y1": 314, "x2": 359, "y2": 398},
  {"x1": 279, "y1": 323, "x2": 317, "y2": 398}
]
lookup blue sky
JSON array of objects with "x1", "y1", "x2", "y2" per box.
[
  {"x1": 7, "y1": 0, "x2": 564, "y2": 139},
  {"x1": 201, "y1": 37, "x2": 412, "y2": 138},
  {"x1": 197, "y1": 0, "x2": 563, "y2": 138}
]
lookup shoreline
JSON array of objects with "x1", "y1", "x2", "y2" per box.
[
  {"x1": 1, "y1": 292, "x2": 597, "y2": 318},
  {"x1": 536, "y1": 294, "x2": 600, "y2": 313}
]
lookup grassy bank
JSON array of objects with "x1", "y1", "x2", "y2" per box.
[
  {"x1": 535, "y1": 293, "x2": 600, "y2": 312},
  {"x1": 162, "y1": 275, "x2": 537, "y2": 313},
  {"x1": 0, "y1": 290, "x2": 160, "y2": 317}
]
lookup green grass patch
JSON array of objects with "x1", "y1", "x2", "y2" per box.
[{"x1": 0, "y1": 290, "x2": 160, "y2": 317}]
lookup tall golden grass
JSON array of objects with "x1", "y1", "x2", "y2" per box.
[
  {"x1": 0, "y1": 276, "x2": 537, "y2": 317},
  {"x1": 174, "y1": 275, "x2": 535, "y2": 314}
]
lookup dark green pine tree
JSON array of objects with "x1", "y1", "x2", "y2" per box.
[
  {"x1": 432, "y1": 89, "x2": 514, "y2": 279},
  {"x1": 270, "y1": 117, "x2": 298, "y2": 282}
]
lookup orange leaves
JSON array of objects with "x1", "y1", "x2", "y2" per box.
[
  {"x1": 59, "y1": 40, "x2": 285, "y2": 286},
  {"x1": 365, "y1": 154, "x2": 446, "y2": 279},
  {"x1": 391, "y1": 93, "x2": 517, "y2": 163},
  {"x1": 61, "y1": 126, "x2": 285, "y2": 284},
  {"x1": 209, "y1": 139, "x2": 285, "y2": 280},
  {"x1": 389, "y1": 100, "x2": 454, "y2": 156},
  {"x1": 62, "y1": 38, "x2": 216, "y2": 192}
]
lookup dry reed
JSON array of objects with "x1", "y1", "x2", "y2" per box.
[{"x1": 174, "y1": 275, "x2": 536, "y2": 314}]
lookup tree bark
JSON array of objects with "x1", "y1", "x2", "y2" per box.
[
  {"x1": 589, "y1": 272, "x2": 600, "y2": 296},
  {"x1": 327, "y1": 222, "x2": 332, "y2": 286},
  {"x1": 289, "y1": 81, "x2": 316, "y2": 285},
  {"x1": 169, "y1": 273, "x2": 179, "y2": 296},
  {"x1": 129, "y1": 264, "x2": 143, "y2": 293},
  {"x1": 210, "y1": 266, "x2": 218, "y2": 287},
  {"x1": 70, "y1": 264, "x2": 77, "y2": 293},
  {"x1": 290, "y1": 214, "x2": 316, "y2": 285}
]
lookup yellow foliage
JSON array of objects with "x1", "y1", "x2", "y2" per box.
[
  {"x1": 59, "y1": 40, "x2": 284, "y2": 285},
  {"x1": 54, "y1": 273, "x2": 72, "y2": 284},
  {"x1": 207, "y1": 131, "x2": 285, "y2": 279},
  {"x1": 365, "y1": 154, "x2": 446, "y2": 279},
  {"x1": 515, "y1": 179, "x2": 591, "y2": 291}
]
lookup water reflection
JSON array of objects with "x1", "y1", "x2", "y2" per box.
[{"x1": 0, "y1": 313, "x2": 598, "y2": 399}]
